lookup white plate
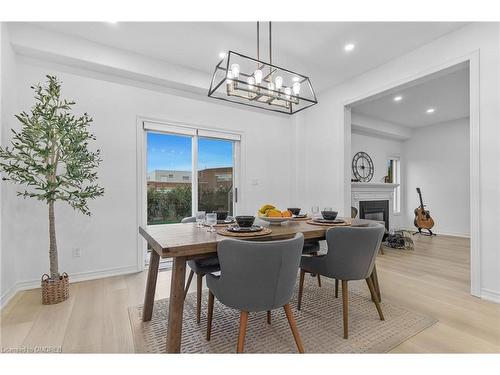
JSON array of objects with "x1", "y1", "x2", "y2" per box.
[{"x1": 257, "y1": 214, "x2": 291, "y2": 225}]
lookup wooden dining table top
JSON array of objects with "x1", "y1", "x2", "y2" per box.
[{"x1": 139, "y1": 217, "x2": 361, "y2": 259}]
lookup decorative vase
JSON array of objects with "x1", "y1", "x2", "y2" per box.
[{"x1": 41, "y1": 272, "x2": 69, "y2": 305}]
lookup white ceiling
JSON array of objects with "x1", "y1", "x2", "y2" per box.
[
  {"x1": 352, "y1": 63, "x2": 469, "y2": 127},
  {"x1": 29, "y1": 22, "x2": 468, "y2": 92}
]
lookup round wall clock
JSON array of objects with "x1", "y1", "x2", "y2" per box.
[{"x1": 352, "y1": 151, "x2": 374, "y2": 182}]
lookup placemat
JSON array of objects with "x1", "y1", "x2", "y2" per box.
[{"x1": 217, "y1": 227, "x2": 272, "y2": 237}]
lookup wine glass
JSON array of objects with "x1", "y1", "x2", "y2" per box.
[
  {"x1": 196, "y1": 211, "x2": 206, "y2": 228},
  {"x1": 311, "y1": 205, "x2": 320, "y2": 219},
  {"x1": 206, "y1": 213, "x2": 217, "y2": 232}
]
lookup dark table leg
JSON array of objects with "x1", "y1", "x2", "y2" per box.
[
  {"x1": 143, "y1": 250, "x2": 160, "y2": 322},
  {"x1": 166, "y1": 256, "x2": 187, "y2": 353},
  {"x1": 371, "y1": 264, "x2": 382, "y2": 303}
]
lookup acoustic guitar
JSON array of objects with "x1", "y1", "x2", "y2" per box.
[{"x1": 413, "y1": 187, "x2": 435, "y2": 236}]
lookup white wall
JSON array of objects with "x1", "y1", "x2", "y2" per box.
[
  {"x1": 350, "y1": 130, "x2": 405, "y2": 229},
  {"x1": 297, "y1": 22, "x2": 500, "y2": 302},
  {"x1": 0, "y1": 23, "x2": 19, "y2": 306},
  {"x1": 0, "y1": 55, "x2": 296, "y2": 306},
  {"x1": 403, "y1": 118, "x2": 470, "y2": 237},
  {"x1": 351, "y1": 132, "x2": 403, "y2": 183}
]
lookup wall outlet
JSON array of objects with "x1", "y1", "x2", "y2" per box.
[{"x1": 72, "y1": 248, "x2": 81, "y2": 258}]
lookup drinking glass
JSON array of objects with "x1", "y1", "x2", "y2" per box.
[
  {"x1": 196, "y1": 211, "x2": 206, "y2": 228},
  {"x1": 311, "y1": 205, "x2": 320, "y2": 219},
  {"x1": 206, "y1": 213, "x2": 217, "y2": 232},
  {"x1": 323, "y1": 207, "x2": 333, "y2": 211}
]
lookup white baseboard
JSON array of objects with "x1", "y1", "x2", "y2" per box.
[
  {"x1": 0, "y1": 265, "x2": 140, "y2": 310},
  {"x1": 0, "y1": 283, "x2": 19, "y2": 311},
  {"x1": 398, "y1": 227, "x2": 470, "y2": 238},
  {"x1": 481, "y1": 288, "x2": 500, "y2": 304}
]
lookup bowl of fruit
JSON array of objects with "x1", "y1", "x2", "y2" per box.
[{"x1": 257, "y1": 204, "x2": 293, "y2": 225}]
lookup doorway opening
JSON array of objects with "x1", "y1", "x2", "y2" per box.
[{"x1": 343, "y1": 56, "x2": 479, "y2": 297}]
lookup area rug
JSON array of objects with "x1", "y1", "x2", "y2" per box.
[{"x1": 128, "y1": 277, "x2": 437, "y2": 353}]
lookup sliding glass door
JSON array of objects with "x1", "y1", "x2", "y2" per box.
[{"x1": 145, "y1": 122, "x2": 240, "y2": 227}]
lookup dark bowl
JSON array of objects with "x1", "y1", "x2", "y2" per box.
[
  {"x1": 213, "y1": 211, "x2": 228, "y2": 221},
  {"x1": 287, "y1": 208, "x2": 301, "y2": 216},
  {"x1": 235, "y1": 215, "x2": 255, "y2": 228},
  {"x1": 321, "y1": 211, "x2": 338, "y2": 220}
]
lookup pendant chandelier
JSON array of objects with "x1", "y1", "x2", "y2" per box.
[{"x1": 208, "y1": 22, "x2": 318, "y2": 115}]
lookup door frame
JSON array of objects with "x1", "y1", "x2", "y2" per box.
[
  {"x1": 341, "y1": 51, "x2": 481, "y2": 297},
  {"x1": 135, "y1": 116, "x2": 242, "y2": 271}
]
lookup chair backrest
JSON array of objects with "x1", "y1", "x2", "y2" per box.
[
  {"x1": 323, "y1": 222, "x2": 384, "y2": 280},
  {"x1": 215, "y1": 233, "x2": 304, "y2": 312},
  {"x1": 181, "y1": 216, "x2": 196, "y2": 223}
]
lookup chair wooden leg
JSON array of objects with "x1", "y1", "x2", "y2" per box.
[
  {"x1": 196, "y1": 274, "x2": 202, "y2": 324},
  {"x1": 206, "y1": 291, "x2": 214, "y2": 341},
  {"x1": 371, "y1": 265, "x2": 382, "y2": 302},
  {"x1": 379, "y1": 245, "x2": 385, "y2": 255},
  {"x1": 335, "y1": 279, "x2": 339, "y2": 298},
  {"x1": 183, "y1": 270, "x2": 194, "y2": 300},
  {"x1": 341, "y1": 280, "x2": 349, "y2": 339},
  {"x1": 366, "y1": 277, "x2": 385, "y2": 321},
  {"x1": 283, "y1": 303, "x2": 305, "y2": 353},
  {"x1": 298, "y1": 269, "x2": 305, "y2": 310},
  {"x1": 267, "y1": 310, "x2": 271, "y2": 324},
  {"x1": 312, "y1": 252, "x2": 322, "y2": 287},
  {"x1": 237, "y1": 311, "x2": 249, "y2": 353}
]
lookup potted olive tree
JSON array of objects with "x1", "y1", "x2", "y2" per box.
[{"x1": 0, "y1": 75, "x2": 104, "y2": 304}]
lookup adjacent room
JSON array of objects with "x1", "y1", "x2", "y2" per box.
[{"x1": 1, "y1": 19, "x2": 499, "y2": 359}]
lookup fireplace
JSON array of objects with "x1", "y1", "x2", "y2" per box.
[{"x1": 359, "y1": 200, "x2": 389, "y2": 230}]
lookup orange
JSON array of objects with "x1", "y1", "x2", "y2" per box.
[
  {"x1": 282, "y1": 210, "x2": 292, "y2": 217},
  {"x1": 267, "y1": 210, "x2": 283, "y2": 217}
]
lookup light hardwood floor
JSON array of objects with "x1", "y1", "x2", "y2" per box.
[{"x1": 1, "y1": 234, "x2": 499, "y2": 353}]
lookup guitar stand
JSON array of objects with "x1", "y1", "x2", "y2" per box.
[{"x1": 412, "y1": 228, "x2": 436, "y2": 236}]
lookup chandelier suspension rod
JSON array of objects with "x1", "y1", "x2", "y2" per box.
[
  {"x1": 269, "y1": 21, "x2": 272, "y2": 67},
  {"x1": 257, "y1": 21, "x2": 260, "y2": 62}
]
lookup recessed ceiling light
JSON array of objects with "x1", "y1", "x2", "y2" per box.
[
  {"x1": 218, "y1": 52, "x2": 227, "y2": 59},
  {"x1": 426, "y1": 108, "x2": 435, "y2": 114},
  {"x1": 344, "y1": 43, "x2": 355, "y2": 52},
  {"x1": 393, "y1": 95, "x2": 403, "y2": 102}
]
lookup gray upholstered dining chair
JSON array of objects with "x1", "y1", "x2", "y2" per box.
[
  {"x1": 206, "y1": 233, "x2": 305, "y2": 353},
  {"x1": 298, "y1": 222, "x2": 385, "y2": 339},
  {"x1": 181, "y1": 216, "x2": 220, "y2": 324}
]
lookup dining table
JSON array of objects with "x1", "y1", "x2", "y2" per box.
[{"x1": 138, "y1": 217, "x2": 382, "y2": 353}]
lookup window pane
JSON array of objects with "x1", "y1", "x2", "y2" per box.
[
  {"x1": 198, "y1": 137, "x2": 234, "y2": 216},
  {"x1": 147, "y1": 132, "x2": 192, "y2": 224}
]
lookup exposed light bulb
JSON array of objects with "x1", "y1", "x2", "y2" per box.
[
  {"x1": 247, "y1": 76, "x2": 255, "y2": 91},
  {"x1": 230, "y1": 64, "x2": 240, "y2": 79},
  {"x1": 254, "y1": 69, "x2": 263, "y2": 84},
  {"x1": 393, "y1": 95, "x2": 403, "y2": 102},
  {"x1": 284, "y1": 87, "x2": 291, "y2": 99},
  {"x1": 275, "y1": 76, "x2": 283, "y2": 89},
  {"x1": 292, "y1": 76, "x2": 300, "y2": 82},
  {"x1": 292, "y1": 82, "x2": 301, "y2": 95},
  {"x1": 219, "y1": 52, "x2": 227, "y2": 59},
  {"x1": 426, "y1": 108, "x2": 435, "y2": 114},
  {"x1": 268, "y1": 82, "x2": 275, "y2": 96}
]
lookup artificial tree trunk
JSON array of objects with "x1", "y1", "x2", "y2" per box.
[{"x1": 48, "y1": 200, "x2": 59, "y2": 280}]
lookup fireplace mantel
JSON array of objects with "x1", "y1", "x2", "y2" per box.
[{"x1": 351, "y1": 182, "x2": 400, "y2": 190}]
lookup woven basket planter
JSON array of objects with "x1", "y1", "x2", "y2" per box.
[{"x1": 41, "y1": 272, "x2": 69, "y2": 305}]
